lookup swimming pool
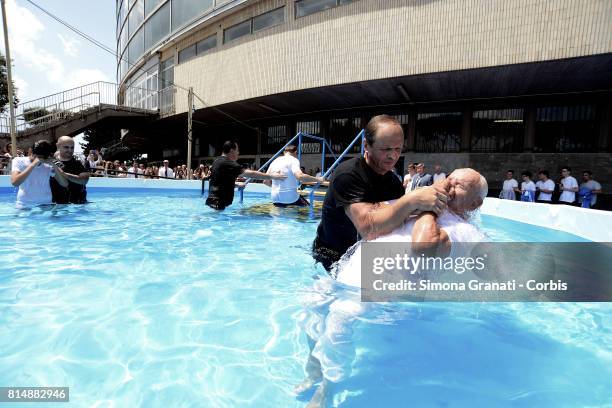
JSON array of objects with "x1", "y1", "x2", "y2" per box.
[{"x1": 0, "y1": 190, "x2": 610, "y2": 407}]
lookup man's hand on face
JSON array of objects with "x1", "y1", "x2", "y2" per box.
[{"x1": 408, "y1": 185, "x2": 448, "y2": 216}]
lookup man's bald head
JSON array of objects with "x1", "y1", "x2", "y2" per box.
[
  {"x1": 445, "y1": 168, "x2": 488, "y2": 217},
  {"x1": 56, "y1": 136, "x2": 75, "y2": 160}
]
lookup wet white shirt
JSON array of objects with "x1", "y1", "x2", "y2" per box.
[
  {"x1": 268, "y1": 155, "x2": 301, "y2": 204},
  {"x1": 12, "y1": 157, "x2": 54, "y2": 208}
]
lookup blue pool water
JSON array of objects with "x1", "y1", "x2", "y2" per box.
[{"x1": 0, "y1": 190, "x2": 610, "y2": 407}]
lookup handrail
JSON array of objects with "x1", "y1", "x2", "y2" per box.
[
  {"x1": 235, "y1": 132, "x2": 337, "y2": 202},
  {"x1": 306, "y1": 129, "x2": 365, "y2": 215}
]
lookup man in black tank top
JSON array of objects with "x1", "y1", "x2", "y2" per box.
[{"x1": 50, "y1": 136, "x2": 89, "y2": 204}]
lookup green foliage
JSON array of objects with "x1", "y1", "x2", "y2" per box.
[{"x1": 0, "y1": 52, "x2": 18, "y2": 114}]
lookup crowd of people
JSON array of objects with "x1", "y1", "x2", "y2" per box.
[{"x1": 499, "y1": 168, "x2": 602, "y2": 209}]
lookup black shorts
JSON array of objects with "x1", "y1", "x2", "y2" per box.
[
  {"x1": 312, "y1": 237, "x2": 343, "y2": 275},
  {"x1": 273, "y1": 196, "x2": 310, "y2": 207},
  {"x1": 205, "y1": 196, "x2": 226, "y2": 210}
]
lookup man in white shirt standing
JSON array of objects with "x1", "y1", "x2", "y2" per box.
[
  {"x1": 535, "y1": 170, "x2": 555, "y2": 203},
  {"x1": 266, "y1": 145, "x2": 324, "y2": 207},
  {"x1": 158, "y1": 160, "x2": 175, "y2": 179},
  {"x1": 499, "y1": 170, "x2": 518, "y2": 200},
  {"x1": 127, "y1": 161, "x2": 143, "y2": 178},
  {"x1": 520, "y1": 171, "x2": 536, "y2": 202},
  {"x1": 559, "y1": 167, "x2": 579, "y2": 205},
  {"x1": 433, "y1": 164, "x2": 446, "y2": 183}
]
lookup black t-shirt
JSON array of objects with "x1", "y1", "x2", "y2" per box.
[
  {"x1": 315, "y1": 157, "x2": 404, "y2": 255},
  {"x1": 51, "y1": 157, "x2": 88, "y2": 204},
  {"x1": 207, "y1": 156, "x2": 244, "y2": 208}
]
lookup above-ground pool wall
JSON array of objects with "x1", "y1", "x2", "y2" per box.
[
  {"x1": 481, "y1": 198, "x2": 612, "y2": 242},
  {"x1": 2, "y1": 175, "x2": 611, "y2": 241}
]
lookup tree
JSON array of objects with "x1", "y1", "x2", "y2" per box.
[
  {"x1": 0, "y1": 52, "x2": 18, "y2": 114},
  {"x1": 22, "y1": 106, "x2": 52, "y2": 123}
]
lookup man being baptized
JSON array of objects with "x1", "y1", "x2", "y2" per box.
[{"x1": 297, "y1": 168, "x2": 488, "y2": 407}]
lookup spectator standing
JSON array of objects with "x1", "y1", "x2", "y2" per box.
[
  {"x1": 433, "y1": 164, "x2": 447, "y2": 183},
  {"x1": 520, "y1": 171, "x2": 536, "y2": 202},
  {"x1": 87, "y1": 150, "x2": 102, "y2": 170},
  {"x1": 127, "y1": 161, "x2": 143, "y2": 178},
  {"x1": 403, "y1": 163, "x2": 417, "y2": 194},
  {"x1": 559, "y1": 167, "x2": 579, "y2": 205},
  {"x1": 158, "y1": 160, "x2": 175, "y2": 178},
  {"x1": 409, "y1": 163, "x2": 433, "y2": 191},
  {"x1": 499, "y1": 170, "x2": 518, "y2": 200},
  {"x1": 535, "y1": 170, "x2": 555, "y2": 203},
  {"x1": 579, "y1": 170, "x2": 602, "y2": 209}
]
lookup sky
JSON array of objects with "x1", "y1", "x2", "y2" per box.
[{"x1": 0, "y1": 0, "x2": 118, "y2": 151}]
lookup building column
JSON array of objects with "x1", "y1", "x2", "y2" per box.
[
  {"x1": 406, "y1": 110, "x2": 416, "y2": 152},
  {"x1": 524, "y1": 105, "x2": 536, "y2": 152},
  {"x1": 461, "y1": 108, "x2": 472, "y2": 152}
]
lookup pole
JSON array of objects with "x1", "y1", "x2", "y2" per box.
[
  {"x1": 187, "y1": 87, "x2": 193, "y2": 179},
  {"x1": 1, "y1": 0, "x2": 17, "y2": 157}
]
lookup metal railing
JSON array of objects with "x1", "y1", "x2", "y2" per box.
[
  {"x1": 235, "y1": 132, "x2": 339, "y2": 204},
  {"x1": 0, "y1": 81, "x2": 173, "y2": 135}
]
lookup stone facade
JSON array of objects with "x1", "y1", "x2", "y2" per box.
[{"x1": 169, "y1": 0, "x2": 612, "y2": 113}]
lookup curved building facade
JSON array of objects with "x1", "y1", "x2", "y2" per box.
[{"x1": 116, "y1": 0, "x2": 612, "y2": 196}]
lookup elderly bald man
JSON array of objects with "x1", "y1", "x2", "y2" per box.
[
  {"x1": 297, "y1": 169, "x2": 488, "y2": 408},
  {"x1": 51, "y1": 135, "x2": 90, "y2": 204}
]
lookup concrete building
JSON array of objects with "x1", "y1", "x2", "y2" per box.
[{"x1": 116, "y1": 0, "x2": 612, "y2": 197}]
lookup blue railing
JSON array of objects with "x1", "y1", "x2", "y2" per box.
[
  {"x1": 305, "y1": 129, "x2": 365, "y2": 213},
  {"x1": 237, "y1": 132, "x2": 338, "y2": 203}
]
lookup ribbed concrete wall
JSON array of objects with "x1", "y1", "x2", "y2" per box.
[{"x1": 170, "y1": 0, "x2": 612, "y2": 113}]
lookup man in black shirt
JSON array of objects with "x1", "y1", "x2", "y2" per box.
[
  {"x1": 51, "y1": 136, "x2": 89, "y2": 204},
  {"x1": 313, "y1": 115, "x2": 448, "y2": 271},
  {"x1": 206, "y1": 140, "x2": 286, "y2": 210}
]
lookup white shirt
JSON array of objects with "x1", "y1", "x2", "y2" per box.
[
  {"x1": 335, "y1": 210, "x2": 486, "y2": 288},
  {"x1": 433, "y1": 172, "x2": 446, "y2": 183},
  {"x1": 502, "y1": 179, "x2": 518, "y2": 191},
  {"x1": 12, "y1": 157, "x2": 54, "y2": 208},
  {"x1": 536, "y1": 179, "x2": 555, "y2": 201},
  {"x1": 158, "y1": 166, "x2": 174, "y2": 178},
  {"x1": 521, "y1": 180, "x2": 536, "y2": 192},
  {"x1": 268, "y1": 155, "x2": 301, "y2": 204},
  {"x1": 560, "y1": 176, "x2": 578, "y2": 203},
  {"x1": 127, "y1": 167, "x2": 144, "y2": 178}
]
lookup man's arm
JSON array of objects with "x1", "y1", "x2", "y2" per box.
[
  {"x1": 50, "y1": 162, "x2": 69, "y2": 188},
  {"x1": 411, "y1": 212, "x2": 451, "y2": 257},
  {"x1": 346, "y1": 186, "x2": 447, "y2": 241},
  {"x1": 293, "y1": 169, "x2": 324, "y2": 184},
  {"x1": 10, "y1": 159, "x2": 37, "y2": 187},
  {"x1": 241, "y1": 169, "x2": 286, "y2": 180}
]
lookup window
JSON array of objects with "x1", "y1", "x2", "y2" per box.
[
  {"x1": 224, "y1": 20, "x2": 251, "y2": 43},
  {"x1": 144, "y1": 0, "x2": 164, "y2": 17},
  {"x1": 127, "y1": 27, "x2": 144, "y2": 64},
  {"x1": 266, "y1": 125, "x2": 288, "y2": 145},
  {"x1": 171, "y1": 0, "x2": 213, "y2": 30},
  {"x1": 297, "y1": 120, "x2": 321, "y2": 136},
  {"x1": 119, "y1": 26, "x2": 128, "y2": 56},
  {"x1": 416, "y1": 112, "x2": 462, "y2": 152},
  {"x1": 128, "y1": 0, "x2": 144, "y2": 35},
  {"x1": 196, "y1": 35, "x2": 217, "y2": 54},
  {"x1": 145, "y1": 2, "x2": 170, "y2": 50},
  {"x1": 535, "y1": 105, "x2": 597, "y2": 152},
  {"x1": 160, "y1": 57, "x2": 174, "y2": 88},
  {"x1": 178, "y1": 44, "x2": 196, "y2": 63},
  {"x1": 295, "y1": 0, "x2": 337, "y2": 18},
  {"x1": 329, "y1": 116, "x2": 361, "y2": 152},
  {"x1": 472, "y1": 109, "x2": 523, "y2": 152},
  {"x1": 253, "y1": 7, "x2": 285, "y2": 33}
]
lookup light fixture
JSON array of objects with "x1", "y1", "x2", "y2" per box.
[
  {"x1": 493, "y1": 119, "x2": 523, "y2": 123},
  {"x1": 396, "y1": 84, "x2": 411, "y2": 102},
  {"x1": 258, "y1": 103, "x2": 281, "y2": 114}
]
